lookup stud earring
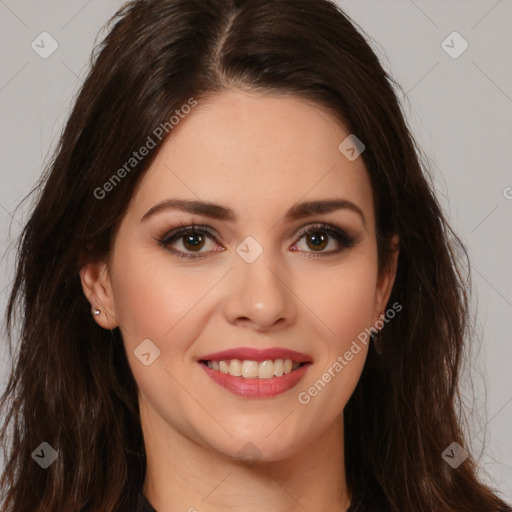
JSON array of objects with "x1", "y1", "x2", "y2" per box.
[{"x1": 92, "y1": 308, "x2": 101, "y2": 316}]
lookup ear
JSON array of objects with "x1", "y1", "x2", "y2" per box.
[
  {"x1": 373, "y1": 234, "x2": 399, "y2": 322},
  {"x1": 79, "y1": 258, "x2": 118, "y2": 330}
]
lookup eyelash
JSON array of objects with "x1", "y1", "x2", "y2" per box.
[{"x1": 156, "y1": 222, "x2": 356, "y2": 260}]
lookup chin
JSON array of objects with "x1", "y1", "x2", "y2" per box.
[{"x1": 204, "y1": 431, "x2": 305, "y2": 466}]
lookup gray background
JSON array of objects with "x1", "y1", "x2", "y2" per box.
[{"x1": 0, "y1": 0, "x2": 510, "y2": 501}]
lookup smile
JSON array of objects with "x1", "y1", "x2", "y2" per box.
[{"x1": 198, "y1": 347, "x2": 313, "y2": 399}]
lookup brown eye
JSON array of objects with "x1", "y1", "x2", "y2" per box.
[
  {"x1": 305, "y1": 231, "x2": 329, "y2": 251},
  {"x1": 181, "y1": 231, "x2": 206, "y2": 252},
  {"x1": 293, "y1": 223, "x2": 356, "y2": 256},
  {"x1": 158, "y1": 225, "x2": 221, "y2": 259}
]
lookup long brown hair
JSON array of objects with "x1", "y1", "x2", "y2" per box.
[{"x1": 1, "y1": 0, "x2": 510, "y2": 510}]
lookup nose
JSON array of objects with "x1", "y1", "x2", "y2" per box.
[{"x1": 222, "y1": 249, "x2": 297, "y2": 332}]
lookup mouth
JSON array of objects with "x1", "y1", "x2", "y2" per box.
[{"x1": 197, "y1": 347, "x2": 313, "y2": 399}]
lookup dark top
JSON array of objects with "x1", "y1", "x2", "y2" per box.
[
  {"x1": 136, "y1": 490, "x2": 370, "y2": 511},
  {"x1": 137, "y1": 492, "x2": 157, "y2": 512},
  {"x1": 137, "y1": 492, "x2": 156, "y2": 512}
]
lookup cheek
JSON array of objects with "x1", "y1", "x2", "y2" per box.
[
  {"x1": 109, "y1": 244, "x2": 213, "y2": 416},
  {"x1": 109, "y1": 241, "x2": 205, "y2": 354},
  {"x1": 291, "y1": 259, "x2": 376, "y2": 413},
  {"x1": 297, "y1": 257, "x2": 378, "y2": 348}
]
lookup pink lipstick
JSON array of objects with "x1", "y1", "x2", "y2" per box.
[{"x1": 198, "y1": 347, "x2": 312, "y2": 399}]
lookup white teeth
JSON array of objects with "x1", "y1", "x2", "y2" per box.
[{"x1": 205, "y1": 358, "x2": 305, "y2": 378}]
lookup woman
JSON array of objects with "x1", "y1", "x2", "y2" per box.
[{"x1": 1, "y1": 0, "x2": 510, "y2": 511}]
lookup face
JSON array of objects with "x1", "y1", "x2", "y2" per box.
[{"x1": 81, "y1": 89, "x2": 397, "y2": 463}]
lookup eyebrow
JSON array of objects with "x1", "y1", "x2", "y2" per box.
[{"x1": 141, "y1": 197, "x2": 366, "y2": 227}]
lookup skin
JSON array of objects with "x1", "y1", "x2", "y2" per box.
[{"x1": 80, "y1": 89, "x2": 399, "y2": 512}]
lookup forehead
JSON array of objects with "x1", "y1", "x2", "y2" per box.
[{"x1": 128, "y1": 89, "x2": 374, "y2": 227}]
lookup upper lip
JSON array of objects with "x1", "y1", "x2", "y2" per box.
[{"x1": 199, "y1": 347, "x2": 313, "y2": 363}]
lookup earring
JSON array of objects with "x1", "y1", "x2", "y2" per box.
[
  {"x1": 372, "y1": 330, "x2": 383, "y2": 355},
  {"x1": 372, "y1": 311, "x2": 386, "y2": 355},
  {"x1": 92, "y1": 308, "x2": 101, "y2": 316}
]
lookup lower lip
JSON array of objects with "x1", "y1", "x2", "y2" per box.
[{"x1": 199, "y1": 362, "x2": 311, "y2": 398}]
